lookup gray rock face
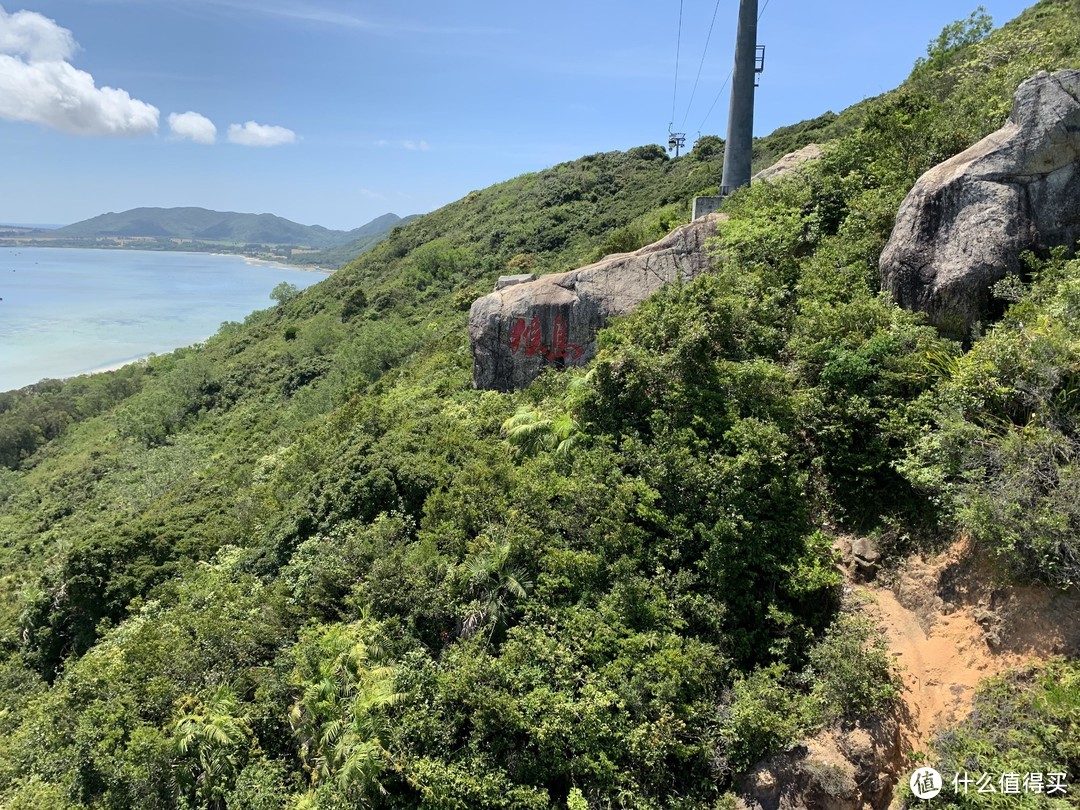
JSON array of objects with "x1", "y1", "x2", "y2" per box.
[
  {"x1": 494, "y1": 273, "x2": 536, "y2": 290},
  {"x1": 469, "y1": 214, "x2": 723, "y2": 391},
  {"x1": 753, "y1": 143, "x2": 824, "y2": 183},
  {"x1": 851, "y1": 536, "x2": 882, "y2": 581},
  {"x1": 880, "y1": 69, "x2": 1080, "y2": 336}
]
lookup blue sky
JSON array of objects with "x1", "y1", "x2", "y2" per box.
[{"x1": 0, "y1": 0, "x2": 1036, "y2": 230}]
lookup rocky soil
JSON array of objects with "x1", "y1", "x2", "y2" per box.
[{"x1": 737, "y1": 536, "x2": 1080, "y2": 810}]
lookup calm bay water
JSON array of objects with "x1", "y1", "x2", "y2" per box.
[{"x1": 0, "y1": 247, "x2": 324, "y2": 392}]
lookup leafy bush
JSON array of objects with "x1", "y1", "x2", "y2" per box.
[
  {"x1": 271, "y1": 281, "x2": 301, "y2": 305},
  {"x1": 911, "y1": 7, "x2": 994, "y2": 79},
  {"x1": 693, "y1": 134, "x2": 723, "y2": 160},
  {"x1": 807, "y1": 610, "x2": 901, "y2": 721},
  {"x1": 915, "y1": 661, "x2": 1080, "y2": 809},
  {"x1": 901, "y1": 255, "x2": 1080, "y2": 586},
  {"x1": 719, "y1": 664, "x2": 810, "y2": 772}
]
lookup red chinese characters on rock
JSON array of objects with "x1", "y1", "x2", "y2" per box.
[
  {"x1": 508, "y1": 316, "x2": 585, "y2": 362},
  {"x1": 547, "y1": 315, "x2": 585, "y2": 361},
  {"x1": 508, "y1": 316, "x2": 543, "y2": 357}
]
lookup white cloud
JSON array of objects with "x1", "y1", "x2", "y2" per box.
[
  {"x1": 168, "y1": 111, "x2": 216, "y2": 144},
  {"x1": 0, "y1": 4, "x2": 75, "y2": 61},
  {"x1": 227, "y1": 120, "x2": 297, "y2": 147},
  {"x1": 0, "y1": 5, "x2": 159, "y2": 137},
  {"x1": 376, "y1": 138, "x2": 431, "y2": 151},
  {"x1": 0, "y1": 55, "x2": 159, "y2": 136}
]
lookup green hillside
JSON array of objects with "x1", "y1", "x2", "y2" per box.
[
  {"x1": 345, "y1": 212, "x2": 412, "y2": 241},
  {"x1": 0, "y1": 2, "x2": 1078, "y2": 808},
  {"x1": 52, "y1": 207, "x2": 406, "y2": 250},
  {"x1": 294, "y1": 214, "x2": 422, "y2": 269}
]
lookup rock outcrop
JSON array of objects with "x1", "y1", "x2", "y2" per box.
[
  {"x1": 737, "y1": 718, "x2": 907, "y2": 810},
  {"x1": 753, "y1": 143, "x2": 824, "y2": 183},
  {"x1": 880, "y1": 69, "x2": 1080, "y2": 336},
  {"x1": 469, "y1": 214, "x2": 723, "y2": 391}
]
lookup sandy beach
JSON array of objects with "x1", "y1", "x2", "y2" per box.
[
  {"x1": 237, "y1": 255, "x2": 334, "y2": 274},
  {"x1": 81, "y1": 355, "x2": 150, "y2": 376}
]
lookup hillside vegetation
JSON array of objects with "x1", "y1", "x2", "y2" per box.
[
  {"x1": 296, "y1": 214, "x2": 421, "y2": 269},
  {"x1": 0, "y1": 2, "x2": 1078, "y2": 808}
]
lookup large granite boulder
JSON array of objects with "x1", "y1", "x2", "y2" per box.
[
  {"x1": 469, "y1": 214, "x2": 723, "y2": 391},
  {"x1": 880, "y1": 69, "x2": 1080, "y2": 336}
]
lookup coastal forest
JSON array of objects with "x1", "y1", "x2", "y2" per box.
[{"x1": 0, "y1": 1, "x2": 1079, "y2": 807}]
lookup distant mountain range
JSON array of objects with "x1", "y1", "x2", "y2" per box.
[
  {"x1": 53, "y1": 207, "x2": 410, "y2": 250},
  {"x1": 1, "y1": 207, "x2": 418, "y2": 269}
]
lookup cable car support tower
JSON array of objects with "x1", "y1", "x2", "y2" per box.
[{"x1": 692, "y1": 0, "x2": 765, "y2": 219}]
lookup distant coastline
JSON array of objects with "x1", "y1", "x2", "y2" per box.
[
  {"x1": 0, "y1": 242, "x2": 332, "y2": 274},
  {"x1": 0, "y1": 206, "x2": 414, "y2": 272},
  {"x1": 0, "y1": 237, "x2": 341, "y2": 272},
  {"x1": 235, "y1": 254, "x2": 333, "y2": 274}
]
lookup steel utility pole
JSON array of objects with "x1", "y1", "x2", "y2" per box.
[{"x1": 720, "y1": 0, "x2": 759, "y2": 195}]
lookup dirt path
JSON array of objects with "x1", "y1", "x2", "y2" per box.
[
  {"x1": 858, "y1": 583, "x2": 1018, "y2": 747},
  {"x1": 733, "y1": 541, "x2": 1080, "y2": 810},
  {"x1": 844, "y1": 537, "x2": 1080, "y2": 749}
]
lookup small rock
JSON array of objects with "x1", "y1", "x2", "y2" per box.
[
  {"x1": 851, "y1": 537, "x2": 882, "y2": 580},
  {"x1": 494, "y1": 273, "x2": 536, "y2": 290},
  {"x1": 851, "y1": 537, "x2": 881, "y2": 565}
]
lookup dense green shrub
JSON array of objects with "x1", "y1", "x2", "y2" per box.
[
  {"x1": 901, "y1": 255, "x2": 1080, "y2": 586},
  {"x1": 807, "y1": 611, "x2": 901, "y2": 720}
]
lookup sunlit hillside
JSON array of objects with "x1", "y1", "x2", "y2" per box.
[{"x1": 0, "y1": 2, "x2": 1078, "y2": 807}]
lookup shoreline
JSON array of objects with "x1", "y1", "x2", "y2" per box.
[
  {"x1": 75, "y1": 354, "x2": 152, "y2": 379},
  {"x1": 1, "y1": 243, "x2": 335, "y2": 274},
  {"x1": 0, "y1": 247, "x2": 325, "y2": 392},
  {"x1": 233, "y1": 254, "x2": 333, "y2": 274},
  {"x1": 4, "y1": 355, "x2": 152, "y2": 392}
]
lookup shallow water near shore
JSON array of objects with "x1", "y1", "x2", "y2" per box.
[{"x1": 0, "y1": 247, "x2": 323, "y2": 391}]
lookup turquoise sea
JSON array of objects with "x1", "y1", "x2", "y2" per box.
[{"x1": 0, "y1": 247, "x2": 324, "y2": 392}]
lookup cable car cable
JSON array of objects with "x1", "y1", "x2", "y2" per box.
[
  {"x1": 695, "y1": 0, "x2": 773, "y2": 134},
  {"x1": 670, "y1": 0, "x2": 684, "y2": 131},
  {"x1": 680, "y1": 0, "x2": 723, "y2": 130}
]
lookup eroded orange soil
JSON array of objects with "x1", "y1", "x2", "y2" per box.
[{"x1": 849, "y1": 537, "x2": 1080, "y2": 748}]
